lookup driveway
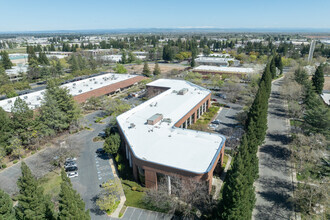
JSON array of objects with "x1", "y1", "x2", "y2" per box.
[{"x1": 253, "y1": 78, "x2": 294, "y2": 219}]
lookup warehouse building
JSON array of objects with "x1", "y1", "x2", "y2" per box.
[
  {"x1": 0, "y1": 73, "x2": 145, "y2": 112},
  {"x1": 117, "y1": 79, "x2": 226, "y2": 192},
  {"x1": 193, "y1": 65, "x2": 254, "y2": 78}
]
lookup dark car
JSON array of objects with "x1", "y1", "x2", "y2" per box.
[
  {"x1": 211, "y1": 120, "x2": 220, "y2": 125},
  {"x1": 96, "y1": 148, "x2": 105, "y2": 154},
  {"x1": 216, "y1": 93, "x2": 227, "y2": 99},
  {"x1": 65, "y1": 166, "x2": 78, "y2": 172}
]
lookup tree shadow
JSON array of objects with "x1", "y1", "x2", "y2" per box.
[
  {"x1": 89, "y1": 194, "x2": 105, "y2": 216},
  {"x1": 267, "y1": 133, "x2": 290, "y2": 145},
  {"x1": 259, "y1": 144, "x2": 291, "y2": 161}
]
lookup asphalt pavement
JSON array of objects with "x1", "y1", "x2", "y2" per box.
[{"x1": 253, "y1": 78, "x2": 294, "y2": 219}]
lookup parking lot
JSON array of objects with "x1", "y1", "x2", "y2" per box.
[
  {"x1": 211, "y1": 95, "x2": 245, "y2": 149},
  {"x1": 66, "y1": 111, "x2": 115, "y2": 220},
  {"x1": 120, "y1": 207, "x2": 173, "y2": 220}
]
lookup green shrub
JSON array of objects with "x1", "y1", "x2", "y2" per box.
[
  {"x1": 22, "y1": 155, "x2": 26, "y2": 159},
  {"x1": 132, "y1": 186, "x2": 137, "y2": 191},
  {"x1": 31, "y1": 151, "x2": 35, "y2": 155},
  {"x1": 1, "y1": 164, "x2": 7, "y2": 169},
  {"x1": 115, "y1": 154, "x2": 123, "y2": 163},
  {"x1": 13, "y1": 160, "x2": 18, "y2": 164}
]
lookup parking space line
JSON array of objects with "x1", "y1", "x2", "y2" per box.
[
  {"x1": 129, "y1": 207, "x2": 136, "y2": 219},
  {"x1": 137, "y1": 209, "x2": 143, "y2": 220}
]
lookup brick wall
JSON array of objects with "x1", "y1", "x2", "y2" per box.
[{"x1": 73, "y1": 75, "x2": 146, "y2": 103}]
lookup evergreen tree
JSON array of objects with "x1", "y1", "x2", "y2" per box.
[
  {"x1": 128, "y1": 52, "x2": 135, "y2": 63},
  {"x1": 0, "y1": 66, "x2": 10, "y2": 86},
  {"x1": 58, "y1": 169, "x2": 90, "y2": 220},
  {"x1": 162, "y1": 45, "x2": 173, "y2": 62},
  {"x1": 275, "y1": 54, "x2": 283, "y2": 74},
  {"x1": 16, "y1": 162, "x2": 51, "y2": 220},
  {"x1": 0, "y1": 51, "x2": 13, "y2": 69},
  {"x1": 153, "y1": 62, "x2": 161, "y2": 76},
  {"x1": 0, "y1": 107, "x2": 12, "y2": 149},
  {"x1": 49, "y1": 44, "x2": 55, "y2": 51},
  {"x1": 70, "y1": 55, "x2": 79, "y2": 72},
  {"x1": 0, "y1": 189, "x2": 15, "y2": 220},
  {"x1": 312, "y1": 64, "x2": 325, "y2": 94},
  {"x1": 270, "y1": 56, "x2": 276, "y2": 79},
  {"x1": 219, "y1": 152, "x2": 249, "y2": 220},
  {"x1": 294, "y1": 68, "x2": 308, "y2": 85},
  {"x1": 11, "y1": 98, "x2": 34, "y2": 145},
  {"x1": 191, "y1": 55, "x2": 196, "y2": 68},
  {"x1": 121, "y1": 51, "x2": 127, "y2": 64},
  {"x1": 77, "y1": 55, "x2": 86, "y2": 70},
  {"x1": 55, "y1": 60, "x2": 63, "y2": 77},
  {"x1": 142, "y1": 61, "x2": 151, "y2": 77}
]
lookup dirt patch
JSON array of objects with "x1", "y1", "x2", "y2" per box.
[{"x1": 323, "y1": 76, "x2": 330, "y2": 91}]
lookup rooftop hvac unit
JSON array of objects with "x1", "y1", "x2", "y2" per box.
[
  {"x1": 7, "y1": 100, "x2": 12, "y2": 103},
  {"x1": 73, "y1": 83, "x2": 76, "y2": 86},
  {"x1": 129, "y1": 123, "x2": 136, "y2": 129},
  {"x1": 94, "y1": 81, "x2": 97, "y2": 84},
  {"x1": 24, "y1": 96, "x2": 28, "y2": 99},
  {"x1": 162, "y1": 118, "x2": 172, "y2": 123},
  {"x1": 147, "y1": 113, "x2": 163, "y2": 125},
  {"x1": 79, "y1": 90, "x2": 82, "y2": 93},
  {"x1": 178, "y1": 88, "x2": 188, "y2": 95}
]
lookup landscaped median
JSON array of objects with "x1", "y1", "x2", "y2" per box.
[{"x1": 188, "y1": 104, "x2": 221, "y2": 131}]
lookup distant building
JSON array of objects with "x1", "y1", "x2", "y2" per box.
[
  {"x1": 192, "y1": 65, "x2": 254, "y2": 78},
  {"x1": 321, "y1": 91, "x2": 330, "y2": 106},
  {"x1": 117, "y1": 79, "x2": 226, "y2": 192},
  {"x1": 0, "y1": 73, "x2": 145, "y2": 112},
  {"x1": 195, "y1": 57, "x2": 240, "y2": 67}
]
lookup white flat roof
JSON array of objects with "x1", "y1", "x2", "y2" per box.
[
  {"x1": 194, "y1": 65, "x2": 254, "y2": 74},
  {"x1": 117, "y1": 79, "x2": 225, "y2": 174},
  {"x1": 321, "y1": 93, "x2": 330, "y2": 105},
  {"x1": 195, "y1": 57, "x2": 234, "y2": 63},
  {"x1": 0, "y1": 73, "x2": 137, "y2": 112}
]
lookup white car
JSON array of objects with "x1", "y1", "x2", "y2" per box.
[
  {"x1": 209, "y1": 124, "x2": 217, "y2": 130},
  {"x1": 66, "y1": 157, "x2": 77, "y2": 161},
  {"x1": 67, "y1": 171, "x2": 78, "y2": 178}
]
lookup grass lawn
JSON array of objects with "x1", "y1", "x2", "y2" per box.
[
  {"x1": 38, "y1": 169, "x2": 62, "y2": 200},
  {"x1": 290, "y1": 119, "x2": 303, "y2": 127},
  {"x1": 222, "y1": 154, "x2": 229, "y2": 169},
  {"x1": 121, "y1": 180, "x2": 148, "y2": 209}
]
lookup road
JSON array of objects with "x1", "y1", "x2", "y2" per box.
[{"x1": 253, "y1": 77, "x2": 294, "y2": 219}]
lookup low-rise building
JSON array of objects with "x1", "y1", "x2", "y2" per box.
[
  {"x1": 195, "y1": 57, "x2": 240, "y2": 67},
  {"x1": 117, "y1": 79, "x2": 226, "y2": 192},
  {"x1": 192, "y1": 65, "x2": 254, "y2": 78},
  {"x1": 0, "y1": 73, "x2": 145, "y2": 112}
]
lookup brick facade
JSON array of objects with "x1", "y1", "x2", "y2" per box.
[
  {"x1": 118, "y1": 84, "x2": 225, "y2": 193},
  {"x1": 73, "y1": 75, "x2": 146, "y2": 103}
]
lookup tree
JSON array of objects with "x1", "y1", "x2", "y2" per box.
[
  {"x1": 16, "y1": 162, "x2": 51, "y2": 220},
  {"x1": 0, "y1": 51, "x2": 13, "y2": 69},
  {"x1": 270, "y1": 56, "x2": 277, "y2": 79},
  {"x1": 96, "y1": 179, "x2": 121, "y2": 214},
  {"x1": 153, "y1": 62, "x2": 161, "y2": 76},
  {"x1": 113, "y1": 64, "x2": 127, "y2": 73},
  {"x1": 0, "y1": 66, "x2": 10, "y2": 86},
  {"x1": 312, "y1": 64, "x2": 325, "y2": 94},
  {"x1": 275, "y1": 54, "x2": 283, "y2": 74},
  {"x1": 142, "y1": 61, "x2": 151, "y2": 77},
  {"x1": 191, "y1": 55, "x2": 196, "y2": 68},
  {"x1": 121, "y1": 51, "x2": 127, "y2": 64},
  {"x1": 294, "y1": 68, "x2": 308, "y2": 85},
  {"x1": 11, "y1": 97, "x2": 34, "y2": 146},
  {"x1": 0, "y1": 189, "x2": 15, "y2": 220},
  {"x1": 70, "y1": 55, "x2": 79, "y2": 72},
  {"x1": 304, "y1": 102, "x2": 330, "y2": 138},
  {"x1": 128, "y1": 52, "x2": 136, "y2": 63},
  {"x1": 103, "y1": 133, "x2": 121, "y2": 155},
  {"x1": 0, "y1": 107, "x2": 12, "y2": 150},
  {"x1": 58, "y1": 169, "x2": 90, "y2": 220},
  {"x1": 162, "y1": 45, "x2": 173, "y2": 62}
]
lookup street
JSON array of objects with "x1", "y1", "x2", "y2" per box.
[{"x1": 253, "y1": 78, "x2": 294, "y2": 219}]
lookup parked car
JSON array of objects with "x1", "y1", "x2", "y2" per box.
[
  {"x1": 64, "y1": 161, "x2": 77, "y2": 168},
  {"x1": 64, "y1": 160, "x2": 76, "y2": 166},
  {"x1": 209, "y1": 124, "x2": 217, "y2": 130},
  {"x1": 65, "y1": 157, "x2": 77, "y2": 162},
  {"x1": 211, "y1": 119, "x2": 220, "y2": 125},
  {"x1": 67, "y1": 171, "x2": 78, "y2": 178},
  {"x1": 216, "y1": 93, "x2": 227, "y2": 99},
  {"x1": 211, "y1": 98, "x2": 217, "y2": 102},
  {"x1": 96, "y1": 148, "x2": 105, "y2": 154},
  {"x1": 65, "y1": 166, "x2": 78, "y2": 172},
  {"x1": 98, "y1": 132, "x2": 106, "y2": 138}
]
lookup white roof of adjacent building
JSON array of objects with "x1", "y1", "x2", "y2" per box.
[
  {"x1": 321, "y1": 93, "x2": 330, "y2": 105},
  {"x1": 0, "y1": 73, "x2": 137, "y2": 112},
  {"x1": 195, "y1": 57, "x2": 234, "y2": 63},
  {"x1": 193, "y1": 65, "x2": 254, "y2": 74},
  {"x1": 5, "y1": 65, "x2": 28, "y2": 76},
  {"x1": 117, "y1": 79, "x2": 225, "y2": 174}
]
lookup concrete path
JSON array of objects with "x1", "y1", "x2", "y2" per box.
[
  {"x1": 213, "y1": 155, "x2": 232, "y2": 200},
  {"x1": 253, "y1": 78, "x2": 294, "y2": 220},
  {"x1": 117, "y1": 207, "x2": 173, "y2": 220}
]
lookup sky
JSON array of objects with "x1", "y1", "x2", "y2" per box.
[{"x1": 0, "y1": 0, "x2": 329, "y2": 32}]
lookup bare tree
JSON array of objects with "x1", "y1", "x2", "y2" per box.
[{"x1": 144, "y1": 175, "x2": 216, "y2": 218}]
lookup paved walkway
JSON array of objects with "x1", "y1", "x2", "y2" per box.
[
  {"x1": 253, "y1": 78, "x2": 294, "y2": 219},
  {"x1": 117, "y1": 207, "x2": 173, "y2": 220}
]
